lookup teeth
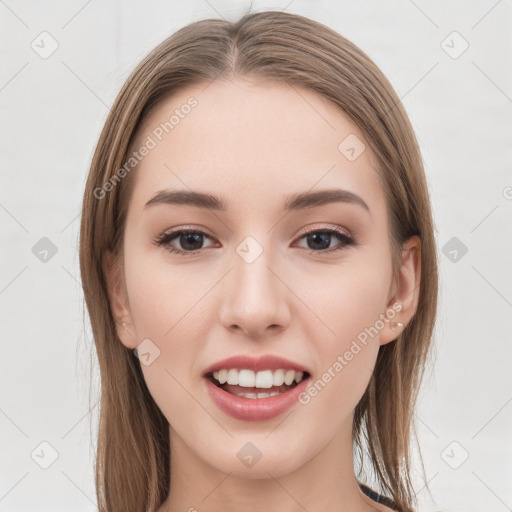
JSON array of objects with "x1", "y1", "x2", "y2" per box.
[
  {"x1": 272, "y1": 369, "x2": 284, "y2": 386},
  {"x1": 227, "y1": 369, "x2": 238, "y2": 385},
  {"x1": 284, "y1": 369, "x2": 295, "y2": 385},
  {"x1": 255, "y1": 370, "x2": 273, "y2": 388},
  {"x1": 236, "y1": 391, "x2": 281, "y2": 399},
  {"x1": 238, "y1": 369, "x2": 255, "y2": 387},
  {"x1": 210, "y1": 368, "x2": 307, "y2": 388}
]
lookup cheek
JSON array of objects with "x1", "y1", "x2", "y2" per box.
[
  {"x1": 126, "y1": 257, "x2": 215, "y2": 425},
  {"x1": 295, "y1": 257, "x2": 391, "y2": 345},
  {"x1": 125, "y1": 248, "x2": 206, "y2": 336},
  {"x1": 293, "y1": 258, "x2": 389, "y2": 408},
  {"x1": 123, "y1": 250, "x2": 215, "y2": 390}
]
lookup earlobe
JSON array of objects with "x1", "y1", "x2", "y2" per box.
[
  {"x1": 103, "y1": 250, "x2": 138, "y2": 349},
  {"x1": 380, "y1": 235, "x2": 421, "y2": 346}
]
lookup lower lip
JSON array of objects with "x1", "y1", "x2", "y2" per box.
[{"x1": 204, "y1": 377, "x2": 310, "y2": 421}]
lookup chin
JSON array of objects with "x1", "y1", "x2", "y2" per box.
[{"x1": 199, "y1": 435, "x2": 311, "y2": 479}]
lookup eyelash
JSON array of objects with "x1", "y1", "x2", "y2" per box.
[{"x1": 154, "y1": 226, "x2": 357, "y2": 256}]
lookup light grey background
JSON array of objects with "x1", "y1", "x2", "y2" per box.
[{"x1": 1, "y1": 1, "x2": 511, "y2": 511}]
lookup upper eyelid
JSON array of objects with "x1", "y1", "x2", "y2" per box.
[
  {"x1": 160, "y1": 226, "x2": 351, "y2": 240},
  {"x1": 297, "y1": 225, "x2": 352, "y2": 237}
]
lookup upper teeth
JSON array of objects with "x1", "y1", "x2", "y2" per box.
[{"x1": 212, "y1": 369, "x2": 305, "y2": 388}]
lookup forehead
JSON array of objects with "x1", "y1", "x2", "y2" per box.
[{"x1": 128, "y1": 78, "x2": 384, "y2": 215}]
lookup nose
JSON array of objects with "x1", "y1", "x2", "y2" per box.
[{"x1": 219, "y1": 242, "x2": 292, "y2": 339}]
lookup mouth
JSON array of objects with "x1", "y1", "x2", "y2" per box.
[
  {"x1": 202, "y1": 355, "x2": 312, "y2": 421},
  {"x1": 206, "y1": 368, "x2": 311, "y2": 399}
]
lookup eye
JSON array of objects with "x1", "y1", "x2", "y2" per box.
[
  {"x1": 295, "y1": 226, "x2": 356, "y2": 254},
  {"x1": 154, "y1": 228, "x2": 216, "y2": 255},
  {"x1": 154, "y1": 225, "x2": 357, "y2": 256}
]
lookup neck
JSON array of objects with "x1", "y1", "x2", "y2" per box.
[{"x1": 159, "y1": 416, "x2": 381, "y2": 512}]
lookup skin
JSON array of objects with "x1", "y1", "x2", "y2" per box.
[{"x1": 104, "y1": 78, "x2": 421, "y2": 512}]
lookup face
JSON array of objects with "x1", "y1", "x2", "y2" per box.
[{"x1": 106, "y1": 78, "x2": 416, "y2": 479}]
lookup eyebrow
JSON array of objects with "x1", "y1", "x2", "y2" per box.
[{"x1": 144, "y1": 188, "x2": 370, "y2": 213}]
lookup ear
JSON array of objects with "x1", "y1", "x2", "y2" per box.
[
  {"x1": 103, "y1": 250, "x2": 138, "y2": 349},
  {"x1": 380, "y1": 235, "x2": 421, "y2": 346}
]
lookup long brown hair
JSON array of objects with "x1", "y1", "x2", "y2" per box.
[{"x1": 79, "y1": 10, "x2": 438, "y2": 512}]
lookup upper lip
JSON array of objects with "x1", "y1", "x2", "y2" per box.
[{"x1": 203, "y1": 354, "x2": 310, "y2": 376}]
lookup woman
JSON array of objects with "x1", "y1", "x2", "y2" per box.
[{"x1": 79, "y1": 10, "x2": 438, "y2": 512}]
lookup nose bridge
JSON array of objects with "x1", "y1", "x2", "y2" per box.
[{"x1": 219, "y1": 234, "x2": 290, "y2": 335}]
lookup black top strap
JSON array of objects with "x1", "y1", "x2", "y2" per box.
[{"x1": 359, "y1": 482, "x2": 398, "y2": 510}]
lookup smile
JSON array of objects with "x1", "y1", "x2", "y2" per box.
[
  {"x1": 203, "y1": 358, "x2": 312, "y2": 421},
  {"x1": 209, "y1": 368, "x2": 307, "y2": 398}
]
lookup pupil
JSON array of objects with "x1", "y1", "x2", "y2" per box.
[
  {"x1": 308, "y1": 232, "x2": 330, "y2": 250},
  {"x1": 181, "y1": 233, "x2": 203, "y2": 250}
]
